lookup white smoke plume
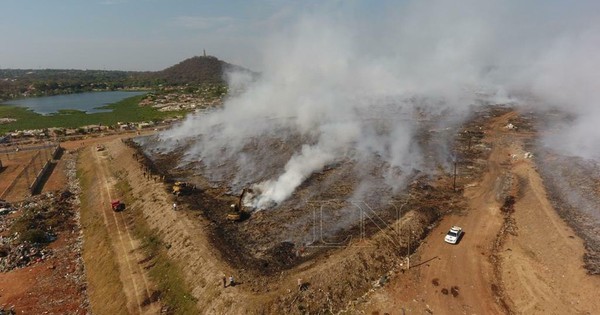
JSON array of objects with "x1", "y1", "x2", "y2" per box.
[
  {"x1": 159, "y1": 0, "x2": 600, "y2": 208},
  {"x1": 254, "y1": 144, "x2": 335, "y2": 208}
]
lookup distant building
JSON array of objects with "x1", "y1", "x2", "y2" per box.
[
  {"x1": 82, "y1": 125, "x2": 109, "y2": 132},
  {"x1": 137, "y1": 121, "x2": 155, "y2": 129}
]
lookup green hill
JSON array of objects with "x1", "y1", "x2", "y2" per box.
[{"x1": 153, "y1": 55, "x2": 251, "y2": 85}]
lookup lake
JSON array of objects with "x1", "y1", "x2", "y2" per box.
[{"x1": 2, "y1": 91, "x2": 147, "y2": 115}]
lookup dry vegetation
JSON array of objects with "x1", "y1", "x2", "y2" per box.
[
  {"x1": 113, "y1": 174, "x2": 197, "y2": 314},
  {"x1": 78, "y1": 149, "x2": 128, "y2": 314}
]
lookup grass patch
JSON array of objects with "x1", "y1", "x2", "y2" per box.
[
  {"x1": 0, "y1": 95, "x2": 185, "y2": 133},
  {"x1": 77, "y1": 150, "x2": 128, "y2": 315},
  {"x1": 114, "y1": 174, "x2": 198, "y2": 314},
  {"x1": 19, "y1": 229, "x2": 48, "y2": 243}
]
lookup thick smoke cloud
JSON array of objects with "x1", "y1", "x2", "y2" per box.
[
  {"x1": 159, "y1": 0, "x2": 600, "y2": 208},
  {"x1": 524, "y1": 27, "x2": 600, "y2": 159}
]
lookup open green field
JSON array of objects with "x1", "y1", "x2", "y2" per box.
[{"x1": 0, "y1": 95, "x2": 184, "y2": 133}]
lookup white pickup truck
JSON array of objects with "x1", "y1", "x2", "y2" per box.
[{"x1": 444, "y1": 226, "x2": 463, "y2": 244}]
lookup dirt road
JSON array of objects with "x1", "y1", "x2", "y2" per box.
[
  {"x1": 362, "y1": 113, "x2": 512, "y2": 314},
  {"x1": 363, "y1": 111, "x2": 600, "y2": 314},
  {"x1": 87, "y1": 145, "x2": 160, "y2": 314},
  {"x1": 103, "y1": 139, "x2": 248, "y2": 313}
]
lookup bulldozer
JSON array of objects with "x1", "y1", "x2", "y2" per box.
[
  {"x1": 226, "y1": 188, "x2": 249, "y2": 221},
  {"x1": 172, "y1": 181, "x2": 194, "y2": 196}
]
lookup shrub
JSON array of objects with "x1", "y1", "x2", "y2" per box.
[{"x1": 20, "y1": 229, "x2": 48, "y2": 244}]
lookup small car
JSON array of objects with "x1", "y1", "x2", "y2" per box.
[{"x1": 444, "y1": 226, "x2": 463, "y2": 244}]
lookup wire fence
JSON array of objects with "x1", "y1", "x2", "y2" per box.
[{"x1": 0, "y1": 144, "x2": 61, "y2": 200}]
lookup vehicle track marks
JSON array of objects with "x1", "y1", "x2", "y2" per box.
[{"x1": 92, "y1": 147, "x2": 155, "y2": 314}]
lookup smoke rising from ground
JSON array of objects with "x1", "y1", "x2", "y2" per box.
[{"x1": 159, "y1": 0, "x2": 600, "y2": 208}]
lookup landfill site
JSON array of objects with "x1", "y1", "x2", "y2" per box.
[{"x1": 0, "y1": 103, "x2": 598, "y2": 314}]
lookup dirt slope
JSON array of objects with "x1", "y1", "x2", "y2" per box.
[{"x1": 104, "y1": 139, "x2": 243, "y2": 313}]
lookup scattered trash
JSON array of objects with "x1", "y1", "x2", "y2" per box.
[
  {"x1": 0, "y1": 239, "x2": 52, "y2": 272},
  {"x1": 0, "y1": 207, "x2": 14, "y2": 216},
  {"x1": 373, "y1": 275, "x2": 389, "y2": 288}
]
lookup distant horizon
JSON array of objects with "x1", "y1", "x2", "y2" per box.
[{"x1": 0, "y1": 54, "x2": 240, "y2": 73}]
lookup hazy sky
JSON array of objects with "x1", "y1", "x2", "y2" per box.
[{"x1": 0, "y1": 0, "x2": 392, "y2": 71}]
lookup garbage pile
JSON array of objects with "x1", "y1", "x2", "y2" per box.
[
  {"x1": 0, "y1": 203, "x2": 15, "y2": 216},
  {"x1": 0, "y1": 190, "x2": 78, "y2": 272},
  {"x1": 65, "y1": 154, "x2": 91, "y2": 311},
  {"x1": 0, "y1": 305, "x2": 16, "y2": 315},
  {"x1": 0, "y1": 237, "x2": 51, "y2": 272},
  {"x1": 0, "y1": 215, "x2": 14, "y2": 235}
]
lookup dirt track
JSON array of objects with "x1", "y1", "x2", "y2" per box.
[
  {"x1": 102, "y1": 139, "x2": 244, "y2": 313},
  {"x1": 85, "y1": 146, "x2": 160, "y2": 314},
  {"x1": 363, "y1": 111, "x2": 600, "y2": 314}
]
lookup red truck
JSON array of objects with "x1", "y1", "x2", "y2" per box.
[{"x1": 111, "y1": 200, "x2": 125, "y2": 212}]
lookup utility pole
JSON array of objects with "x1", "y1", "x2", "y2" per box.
[
  {"x1": 467, "y1": 131, "x2": 472, "y2": 151},
  {"x1": 453, "y1": 158, "x2": 457, "y2": 192},
  {"x1": 407, "y1": 232, "x2": 410, "y2": 269},
  {"x1": 407, "y1": 229, "x2": 411, "y2": 270}
]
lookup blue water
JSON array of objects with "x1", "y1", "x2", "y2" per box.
[{"x1": 2, "y1": 91, "x2": 146, "y2": 115}]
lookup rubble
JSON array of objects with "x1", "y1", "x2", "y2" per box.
[
  {"x1": 0, "y1": 189, "x2": 68, "y2": 272},
  {"x1": 64, "y1": 153, "x2": 90, "y2": 311},
  {"x1": 0, "y1": 306, "x2": 17, "y2": 314},
  {"x1": 2, "y1": 194, "x2": 62, "y2": 273},
  {"x1": 0, "y1": 200, "x2": 16, "y2": 216},
  {"x1": 139, "y1": 88, "x2": 224, "y2": 112},
  {"x1": 0, "y1": 153, "x2": 86, "y2": 299},
  {"x1": 0, "y1": 239, "x2": 51, "y2": 272}
]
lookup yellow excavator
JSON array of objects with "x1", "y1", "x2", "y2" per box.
[
  {"x1": 172, "y1": 181, "x2": 193, "y2": 196},
  {"x1": 226, "y1": 188, "x2": 248, "y2": 221}
]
